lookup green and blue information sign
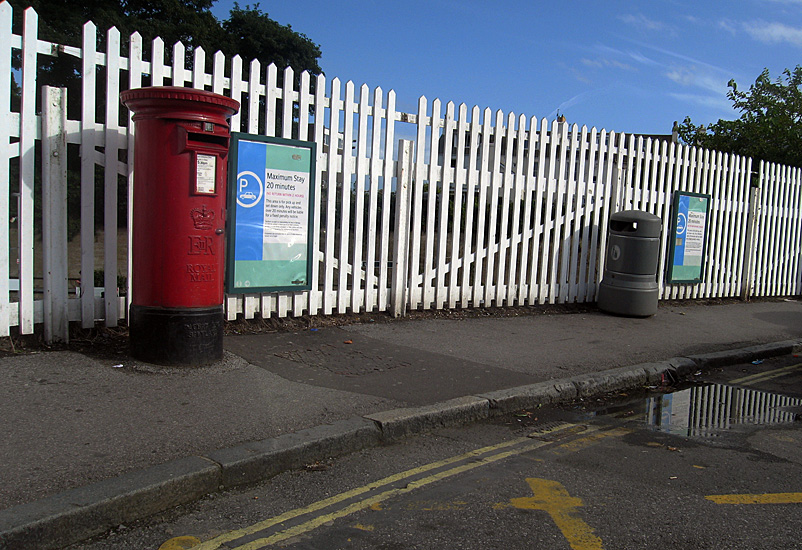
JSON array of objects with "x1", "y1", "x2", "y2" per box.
[
  {"x1": 226, "y1": 133, "x2": 315, "y2": 293},
  {"x1": 667, "y1": 191, "x2": 711, "y2": 284}
]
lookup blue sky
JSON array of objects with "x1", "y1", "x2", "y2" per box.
[{"x1": 210, "y1": 1, "x2": 801, "y2": 135}]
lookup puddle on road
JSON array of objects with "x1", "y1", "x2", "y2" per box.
[{"x1": 588, "y1": 383, "x2": 802, "y2": 439}]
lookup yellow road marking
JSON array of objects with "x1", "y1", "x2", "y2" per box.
[
  {"x1": 706, "y1": 492, "x2": 802, "y2": 505},
  {"x1": 194, "y1": 426, "x2": 571, "y2": 550},
  {"x1": 194, "y1": 422, "x2": 626, "y2": 549},
  {"x1": 729, "y1": 362, "x2": 802, "y2": 386},
  {"x1": 229, "y1": 437, "x2": 572, "y2": 549},
  {"x1": 159, "y1": 536, "x2": 201, "y2": 550},
  {"x1": 507, "y1": 478, "x2": 604, "y2": 550},
  {"x1": 547, "y1": 427, "x2": 631, "y2": 456}
]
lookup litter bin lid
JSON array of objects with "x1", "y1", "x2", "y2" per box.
[{"x1": 609, "y1": 209, "x2": 662, "y2": 238}]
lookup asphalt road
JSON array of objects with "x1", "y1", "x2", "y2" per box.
[{"x1": 70, "y1": 355, "x2": 802, "y2": 550}]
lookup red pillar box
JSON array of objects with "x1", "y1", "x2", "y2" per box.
[{"x1": 121, "y1": 87, "x2": 239, "y2": 365}]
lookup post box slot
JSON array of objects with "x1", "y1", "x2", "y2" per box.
[{"x1": 187, "y1": 131, "x2": 229, "y2": 150}]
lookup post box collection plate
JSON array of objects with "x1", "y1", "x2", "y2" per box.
[{"x1": 195, "y1": 154, "x2": 217, "y2": 194}]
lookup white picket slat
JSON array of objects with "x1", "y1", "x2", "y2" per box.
[
  {"x1": 228, "y1": 55, "x2": 243, "y2": 132},
  {"x1": 377, "y1": 90, "x2": 396, "y2": 311},
  {"x1": 483, "y1": 110, "x2": 504, "y2": 306},
  {"x1": 363, "y1": 88, "x2": 380, "y2": 312},
  {"x1": 581, "y1": 127, "x2": 600, "y2": 302},
  {"x1": 391, "y1": 140, "x2": 413, "y2": 316},
  {"x1": 351, "y1": 84, "x2": 370, "y2": 313},
  {"x1": 719, "y1": 153, "x2": 736, "y2": 297},
  {"x1": 494, "y1": 112, "x2": 515, "y2": 306},
  {"x1": 528, "y1": 118, "x2": 548, "y2": 304},
  {"x1": 79, "y1": 21, "x2": 97, "y2": 326},
  {"x1": 511, "y1": 115, "x2": 530, "y2": 304},
  {"x1": 408, "y1": 96, "x2": 427, "y2": 309},
  {"x1": 193, "y1": 47, "x2": 206, "y2": 89},
  {"x1": 422, "y1": 99, "x2": 441, "y2": 309},
  {"x1": 17, "y1": 7, "x2": 38, "y2": 333},
  {"x1": 538, "y1": 120, "x2": 558, "y2": 304},
  {"x1": 337, "y1": 81, "x2": 356, "y2": 314},
  {"x1": 103, "y1": 27, "x2": 121, "y2": 326},
  {"x1": 435, "y1": 102, "x2": 455, "y2": 309},
  {"x1": 507, "y1": 114, "x2": 527, "y2": 305},
  {"x1": 654, "y1": 140, "x2": 672, "y2": 296},
  {"x1": 322, "y1": 78, "x2": 341, "y2": 315},
  {"x1": 472, "y1": 108, "x2": 492, "y2": 307},
  {"x1": 516, "y1": 117, "x2": 536, "y2": 304},
  {"x1": 0, "y1": 1, "x2": 12, "y2": 336},
  {"x1": 309, "y1": 73, "x2": 326, "y2": 314},
  {"x1": 781, "y1": 165, "x2": 799, "y2": 294},
  {"x1": 282, "y1": 66, "x2": 295, "y2": 140},
  {"x1": 709, "y1": 151, "x2": 726, "y2": 297},
  {"x1": 448, "y1": 105, "x2": 467, "y2": 308},
  {"x1": 549, "y1": 121, "x2": 569, "y2": 303},
  {"x1": 127, "y1": 32, "x2": 143, "y2": 314},
  {"x1": 566, "y1": 125, "x2": 585, "y2": 303},
  {"x1": 572, "y1": 126, "x2": 591, "y2": 302},
  {"x1": 172, "y1": 42, "x2": 188, "y2": 87},
  {"x1": 790, "y1": 167, "x2": 802, "y2": 294},
  {"x1": 461, "y1": 106, "x2": 481, "y2": 307},
  {"x1": 212, "y1": 50, "x2": 226, "y2": 95}
]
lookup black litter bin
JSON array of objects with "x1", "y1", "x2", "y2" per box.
[{"x1": 597, "y1": 210, "x2": 662, "y2": 317}]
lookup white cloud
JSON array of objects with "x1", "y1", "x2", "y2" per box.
[
  {"x1": 581, "y1": 58, "x2": 636, "y2": 71},
  {"x1": 718, "y1": 19, "x2": 737, "y2": 35},
  {"x1": 743, "y1": 21, "x2": 802, "y2": 47},
  {"x1": 548, "y1": 90, "x2": 598, "y2": 119},
  {"x1": 666, "y1": 66, "x2": 729, "y2": 95},
  {"x1": 618, "y1": 13, "x2": 665, "y2": 31},
  {"x1": 594, "y1": 44, "x2": 661, "y2": 67},
  {"x1": 668, "y1": 92, "x2": 734, "y2": 114}
]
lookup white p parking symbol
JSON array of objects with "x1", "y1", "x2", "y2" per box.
[{"x1": 236, "y1": 171, "x2": 263, "y2": 208}]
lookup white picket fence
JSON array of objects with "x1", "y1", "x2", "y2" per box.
[{"x1": 2, "y1": 4, "x2": 801, "y2": 341}]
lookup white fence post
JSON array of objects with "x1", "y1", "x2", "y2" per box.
[
  {"x1": 741, "y1": 166, "x2": 760, "y2": 300},
  {"x1": 0, "y1": 1, "x2": 12, "y2": 336},
  {"x1": 391, "y1": 140, "x2": 413, "y2": 317},
  {"x1": 41, "y1": 86, "x2": 70, "y2": 343}
]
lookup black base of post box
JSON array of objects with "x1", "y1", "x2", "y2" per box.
[{"x1": 129, "y1": 305, "x2": 224, "y2": 366}]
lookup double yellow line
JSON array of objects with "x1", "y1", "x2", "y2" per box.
[
  {"x1": 729, "y1": 362, "x2": 802, "y2": 386},
  {"x1": 195, "y1": 423, "x2": 622, "y2": 549}
]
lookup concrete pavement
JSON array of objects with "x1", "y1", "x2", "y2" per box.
[{"x1": 0, "y1": 298, "x2": 801, "y2": 548}]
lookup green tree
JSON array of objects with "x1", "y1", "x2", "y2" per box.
[
  {"x1": 222, "y1": 3, "x2": 322, "y2": 75},
  {"x1": 8, "y1": 0, "x2": 322, "y2": 83},
  {"x1": 7, "y1": 0, "x2": 322, "y2": 237},
  {"x1": 677, "y1": 66, "x2": 802, "y2": 168}
]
